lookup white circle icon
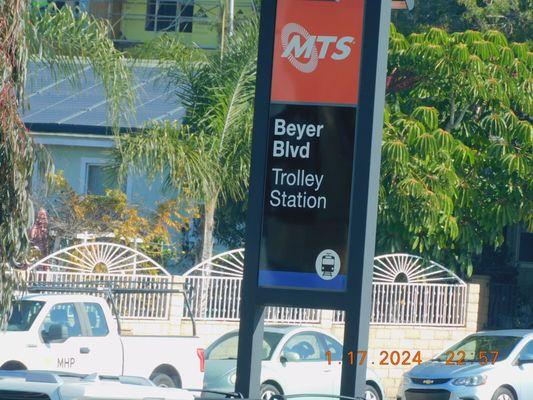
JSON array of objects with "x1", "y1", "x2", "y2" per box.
[{"x1": 315, "y1": 249, "x2": 341, "y2": 280}]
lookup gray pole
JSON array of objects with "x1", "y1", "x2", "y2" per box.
[{"x1": 340, "y1": 0, "x2": 392, "y2": 395}]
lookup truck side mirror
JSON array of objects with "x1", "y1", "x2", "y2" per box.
[{"x1": 43, "y1": 324, "x2": 68, "y2": 343}]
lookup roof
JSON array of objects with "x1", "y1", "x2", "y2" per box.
[
  {"x1": 22, "y1": 61, "x2": 184, "y2": 133},
  {"x1": 21, "y1": 293, "x2": 106, "y2": 303},
  {"x1": 475, "y1": 329, "x2": 533, "y2": 338}
]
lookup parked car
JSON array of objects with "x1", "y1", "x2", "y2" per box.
[
  {"x1": 0, "y1": 370, "x2": 195, "y2": 400},
  {"x1": 397, "y1": 329, "x2": 533, "y2": 400},
  {"x1": 202, "y1": 326, "x2": 384, "y2": 400},
  {"x1": 0, "y1": 294, "x2": 204, "y2": 389}
]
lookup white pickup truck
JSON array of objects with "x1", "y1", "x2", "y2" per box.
[
  {"x1": 0, "y1": 294, "x2": 204, "y2": 390},
  {"x1": 0, "y1": 370, "x2": 195, "y2": 400}
]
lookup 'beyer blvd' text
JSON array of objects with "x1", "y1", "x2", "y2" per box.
[
  {"x1": 272, "y1": 118, "x2": 324, "y2": 159},
  {"x1": 269, "y1": 118, "x2": 328, "y2": 210}
]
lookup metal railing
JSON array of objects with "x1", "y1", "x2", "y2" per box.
[
  {"x1": 184, "y1": 275, "x2": 321, "y2": 323},
  {"x1": 26, "y1": 271, "x2": 172, "y2": 320},
  {"x1": 185, "y1": 278, "x2": 467, "y2": 326},
  {"x1": 334, "y1": 283, "x2": 467, "y2": 326}
]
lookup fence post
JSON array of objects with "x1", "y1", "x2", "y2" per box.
[
  {"x1": 169, "y1": 275, "x2": 186, "y2": 335},
  {"x1": 321, "y1": 309, "x2": 335, "y2": 329},
  {"x1": 468, "y1": 275, "x2": 490, "y2": 331}
]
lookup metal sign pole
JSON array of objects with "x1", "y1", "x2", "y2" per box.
[
  {"x1": 341, "y1": 1, "x2": 393, "y2": 396},
  {"x1": 235, "y1": 1, "x2": 276, "y2": 397},
  {"x1": 236, "y1": 0, "x2": 394, "y2": 398}
]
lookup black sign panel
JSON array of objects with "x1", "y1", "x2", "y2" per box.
[{"x1": 258, "y1": 104, "x2": 356, "y2": 291}]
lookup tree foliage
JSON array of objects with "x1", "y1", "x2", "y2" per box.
[
  {"x1": 0, "y1": 3, "x2": 133, "y2": 325},
  {"x1": 33, "y1": 172, "x2": 197, "y2": 263},
  {"x1": 381, "y1": 25, "x2": 532, "y2": 275},
  {"x1": 114, "y1": 22, "x2": 258, "y2": 262},
  {"x1": 392, "y1": 0, "x2": 532, "y2": 42}
]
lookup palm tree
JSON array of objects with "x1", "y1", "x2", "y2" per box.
[
  {"x1": 0, "y1": 3, "x2": 134, "y2": 325},
  {"x1": 113, "y1": 22, "x2": 258, "y2": 263}
]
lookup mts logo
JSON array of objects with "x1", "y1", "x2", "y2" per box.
[{"x1": 281, "y1": 23, "x2": 355, "y2": 73}]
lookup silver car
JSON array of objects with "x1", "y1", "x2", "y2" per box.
[
  {"x1": 203, "y1": 326, "x2": 384, "y2": 400},
  {"x1": 397, "y1": 330, "x2": 533, "y2": 400}
]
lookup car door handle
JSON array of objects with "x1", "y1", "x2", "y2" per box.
[
  {"x1": 26, "y1": 343, "x2": 38, "y2": 348},
  {"x1": 80, "y1": 347, "x2": 91, "y2": 354}
]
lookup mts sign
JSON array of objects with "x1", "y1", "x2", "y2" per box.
[
  {"x1": 271, "y1": 0, "x2": 364, "y2": 105},
  {"x1": 281, "y1": 23, "x2": 355, "y2": 73}
]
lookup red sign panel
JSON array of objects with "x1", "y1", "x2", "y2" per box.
[{"x1": 270, "y1": 0, "x2": 365, "y2": 105}]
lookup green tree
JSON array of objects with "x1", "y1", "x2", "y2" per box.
[
  {"x1": 113, "y1": 22, "x2": 257, "y2": 262},
  {"x1": 458, "y1": 0, "x2": 532, "y2": 42},
  {"x1": 0, "y1": 3, "x2": 133, "y2": 325},
  {"x1": 380, "y1": 25, "x2": 532, "y2": 274},
  {"x1": 392, "y1": 0, "x2": 532, "y2": 42}
]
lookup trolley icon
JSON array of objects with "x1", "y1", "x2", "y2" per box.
[
  {"x1": 321, "y1": 254, "x2": 336, "y2": 277},
  {"x1": 315, "y1": 249, "x2": 340, "y2": 280}
]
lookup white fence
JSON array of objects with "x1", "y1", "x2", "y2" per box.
[
  {"x1": 27, "y1": 244, "x2": 468, "y2": 326},
  {"x1": 184, "y1": 251, "x2": 468, "y2": 326},
  {"x1": 185, "y1": 275, "x2": 321, "y2": 323},
  {"x1": 26, "y1": 242, "x2": 173, "y2": 320},
  {"x1": 334, "y1": 283, "x2": 467, "y2": 326}
]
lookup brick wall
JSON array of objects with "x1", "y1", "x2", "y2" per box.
[{"x1": 122, "y1": 276, "x2": 490, "y2": 400}]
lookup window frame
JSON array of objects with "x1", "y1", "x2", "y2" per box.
[
  {"x1": 281, "y1": 331, "x2": 328, "y2": 363},
  {"x1": 80, "y1": 157, "x2": 130, "y2": 197},
  {"x1": 82, "y1": 302, "x2": 110, "y2": 337},
  {"x1": 145, "y1": 0, "x2": 195, "y2": 33},
  {"x1": 39, "y1": 302, "x2": 83, "y2": 343},
  {"x1": 318, "y1": 333, "x2": 343, "y2": 362}
]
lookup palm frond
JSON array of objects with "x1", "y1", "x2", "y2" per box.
[{"x1": 26, "y1": 6, "x2": 135, "y2": 126}]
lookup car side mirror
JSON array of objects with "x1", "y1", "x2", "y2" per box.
[
  {"x1": 281, "y1": 351, "x2": 300, "y2": 362},
  {"x1": 43, "y1": 324, "x2": 68, "y2": 343},
  {"x1": 518, "y1": 354, "x2": 533, "y2": 365}
]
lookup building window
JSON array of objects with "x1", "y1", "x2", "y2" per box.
[
  {"x1": 85, "y1": 163, "x2": 119, "y2": 195},
  {"x1": 145, "y1": 0, "x2": 194, "y2": 33}
]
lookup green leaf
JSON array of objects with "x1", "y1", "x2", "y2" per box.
[
  {"x1": 412, "y1": 106, "x2": 439, "y2": 130},
  {"x1": 414, "y1": 132, "x2": 438, "y2": 157},
  {"x1": 481, "y1": 113, "x2": 507, "y2": 137},
  {"x1": 483, "y1": 30, "x2": 508, "y2": 47}
]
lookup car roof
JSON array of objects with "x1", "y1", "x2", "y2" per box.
[
  {"x1": 21, "y1": 293, "x2": 106, "y2": 303},
  {"x1": 474, "y1": 329, "x2": 533, "y2": 338},
  {"x1": 227, "y1": 325, "x2": 329, "y2": 336}
]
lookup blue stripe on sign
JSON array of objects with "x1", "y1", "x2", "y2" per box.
[{"x1": 258, "y1": 271, "x2": 346, "y2": 291}]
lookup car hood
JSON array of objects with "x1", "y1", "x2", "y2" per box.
[
  {"x1": 409, "y1": 361, "x2": 494, "y2": 378},
  {"x1": 203, "y1": 359, "x2": 237, "y2": 390}
]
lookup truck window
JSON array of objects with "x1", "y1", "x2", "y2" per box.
[
  {"x1": 40, "y1": 303, "x2": 82, "y2": 340},
  {"x1": 83, "y1": 303, "x2": 109, "y2": 336},
  {"x1": 7, "y1": 301, "x2": 44, "y2": 331}
]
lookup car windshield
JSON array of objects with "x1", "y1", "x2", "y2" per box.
[
  {"x1": 6, "y1": 301, "x2": 45, "y2": 331},
  {"x1": 433, "y1": 335, "x2": 522, "y2": 363},
  {"x1": 206, "y1": 332, "x2": 284, "y2": 361}
]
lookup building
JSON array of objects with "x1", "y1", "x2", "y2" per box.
[
  {"x1": 87, "y1": 0, "x2": 257, "y2": 47},
  {"x1": 24, "y1": 61, "x2": 182, "y2": 208}
]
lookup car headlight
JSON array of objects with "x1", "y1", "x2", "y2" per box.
[
  {"x1": 452, "y1": 375, "x2": 487, "y2": 386},
  {"x1": 229, "y1": 373, "x2": 237, "y2": 385}
]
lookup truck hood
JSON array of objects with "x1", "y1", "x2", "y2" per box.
[
  {"x1": 409, "y1": 361, "x2": 494, "y2": 379},
  {"x1": 0, "y1": 330, "x2": 30, "y2": 346}
]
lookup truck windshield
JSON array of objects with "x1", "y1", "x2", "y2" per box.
[{"x1": 7, "y1": 301, "x2": 45, "y2": 331}]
